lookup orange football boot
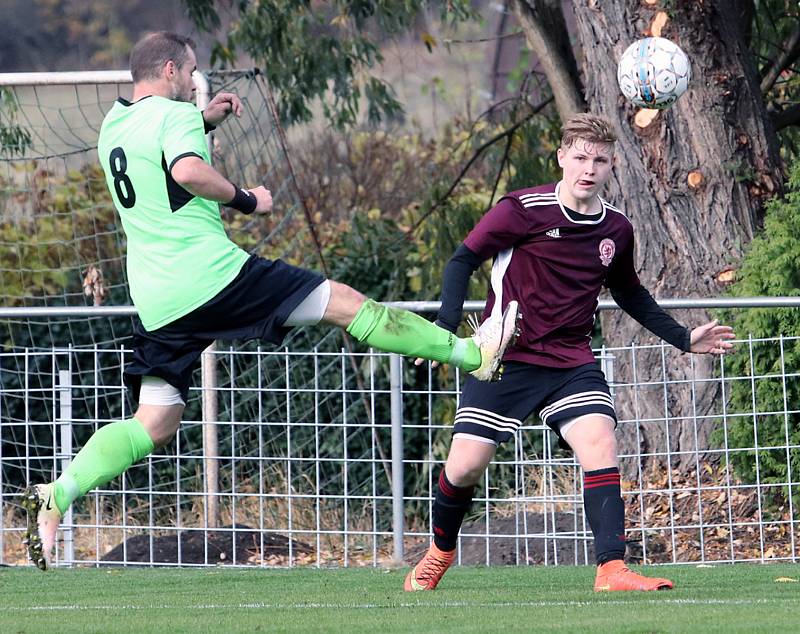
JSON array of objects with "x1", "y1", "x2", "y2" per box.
[
  {"x1": 404, "y1": 543, "x2": 456, "y2": 591},
  {"x1": 594, "y1": 559, "x2": 674, "y2": 592}
]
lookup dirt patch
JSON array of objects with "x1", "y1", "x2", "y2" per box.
[
  {"x1": 101, "y1": 525, "x2": 313, "y2": 566},
  {"x1": 96, "y1": 463, "x2": 797, "y2": 567},
  {"x1": 406, "y1": 512, "x2": 597, "y2": 566}
]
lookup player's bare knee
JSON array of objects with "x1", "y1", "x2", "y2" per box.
[
  {"x1": 135, "y1": 404, "x2": 183, "y2": 448},
  {"x1": 324, "y1": 281, "x2": 367, "y2": 326},
  {"x1": 444, "y1": 463, "x2": 484, "y2": 488},
  {"x1": 150, "y1": 418, "x2": 181, "y2": 448},
  {"x1": 446, "y1": 437, "x2": 496, "y2": 486},
  {"x1": 332, "y1": 281, "x2": 365, "y2": 307},
  {"x1": 583, "y1": 432, "x2": 618, "y2": 464}
]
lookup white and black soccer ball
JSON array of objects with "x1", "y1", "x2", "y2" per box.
[{"x1": 617, "y1": 37, "x2": 691, "y2": 109}]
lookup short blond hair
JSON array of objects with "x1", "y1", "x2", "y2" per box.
[{"x1": 560, "y1": 113, "x2": 617, "y2": 149}]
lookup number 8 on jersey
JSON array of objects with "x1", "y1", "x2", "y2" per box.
[{"x1": 109, "y1": 146, "x2": 136, "y2": 209}]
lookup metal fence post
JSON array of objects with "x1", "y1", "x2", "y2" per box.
[
  {"x1": 195, "y1": 71, "x2": 220, "y2": 531},
  {"x1": 201, "y1": 344, "x2": 219, "y2": 530},
  {"x1": 57, "y1": 369, "x2": 74, "y2": 567},
  {"x1": 389, "y1": 353, "x2": 405, "y2": 563},
  {"x1": 600, "y1": 345, "x2": 615, "y2": 395}
]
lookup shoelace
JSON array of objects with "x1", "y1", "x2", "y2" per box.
[
  {"x1": 416, "y1": 554, "x2": 451, "y2": 583},
  {"x1": 466, "y1": 313, "x2": 482, "y2": 338},
  {"x1": 467, "y1": 313, "x2": 503, "y2": 343}
]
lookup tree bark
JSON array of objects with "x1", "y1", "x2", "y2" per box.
[
  {"x1": 511, "y1": 0, "x2": 585, "y2": 116},
  {"x1": 567, "y1": 0, "x2": 784, "y2": 473}
]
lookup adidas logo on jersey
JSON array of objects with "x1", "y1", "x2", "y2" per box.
[{"x1": 545, "y1": 228, "x2": 561, "y2": 238}]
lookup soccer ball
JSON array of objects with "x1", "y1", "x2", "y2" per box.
[{"x1": 617, "y1": 37, "x2": 691, "y2": 109}]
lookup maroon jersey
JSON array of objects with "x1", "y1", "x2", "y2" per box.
[{"x1": 463, "y1": 182, "x2": 639, "y2": 367}]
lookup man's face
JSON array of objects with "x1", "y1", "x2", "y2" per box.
[
  {"x1": 167, "y1": 46, "x2": 197, "y2": 103},
  {"x1": 556, "y1": 138, "x2": 614, "y2": 207}
]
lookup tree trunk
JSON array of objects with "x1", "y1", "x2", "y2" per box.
[
  {"x1": 567, "y1": 0, "x2": 783, "y2": 473},
  {"x1": 512, "y1": 0, "x2": 585, "y2": 116}
]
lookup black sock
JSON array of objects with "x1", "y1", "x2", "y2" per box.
[
  {"x1": 583, "y1": 467, "x2": 626, "y2": 565},
  {"x1": 432, "y1": 469, "x2": 475, "y2": 552}
]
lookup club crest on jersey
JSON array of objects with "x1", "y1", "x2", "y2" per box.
[{"x1": 599, "y1": 238, "x2": 615, "y2": 266}]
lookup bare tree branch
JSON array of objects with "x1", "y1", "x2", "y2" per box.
[
  {"x1": 409, "y1": 97, "x2": 553, "y2": 234},
  {"x1": 760, "y1": 21, "x2": 800, "y2": 94},
  {"x1": 510, "y1": 0, "x2": 585, "y2": 119},
  {"x1": 772, "y1": 102, "x2": 800, "y2": 131},
  {"x1": 489, "y1": 131, "x2": 514, "y2": 209}
]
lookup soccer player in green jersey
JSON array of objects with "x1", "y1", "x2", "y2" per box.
[{"x1": 21, "y1": 31, "x2": 519, "y2": 570}]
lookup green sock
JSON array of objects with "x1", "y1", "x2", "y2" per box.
[
  {"x1": 52, "y1": 418, "x2": 155, "y2": 515},
  {"x1": 346, "y1": 299, "x2": 481, "y2": 371}
]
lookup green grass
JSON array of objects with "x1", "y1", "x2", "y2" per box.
[{"x1": 1, "y1": 564, "x2": 799, "y2": 633}]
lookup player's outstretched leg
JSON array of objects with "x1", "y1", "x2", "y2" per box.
[
  {"x1": 21, "y1": 417, "x2": 155, "y2": 570},
  {"x1": 594, "y1": 560, "x2": 673, "y2": 592},
  {"x1": 21, "y1": 483, "x2": 61, "y2": 571},
  {"x1": 346, "y1": 297, "x2": 519, "y2": 382}
]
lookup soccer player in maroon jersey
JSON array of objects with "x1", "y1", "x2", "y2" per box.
[{"x1": 405, "y1": 112, "x2": 735, "y2": 592}]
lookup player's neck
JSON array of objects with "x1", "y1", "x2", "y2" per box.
[
  {"x1": 572, "y1": 200, "x2": 601, "y2": 215},
  {"x1": 557, "y1": 188, "x2": 601, "y2": 215},
  {"x1": 131, "y1": 81, "x2": 171, "y2": 103}
]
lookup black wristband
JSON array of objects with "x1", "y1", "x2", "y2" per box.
[
  {"x1": 225, "y1": 186, "x2": 257, "y2": 214},
  {"x1": 202, "y1": 114, "x2": 216, "y2": 134}
]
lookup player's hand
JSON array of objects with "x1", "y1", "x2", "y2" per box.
[
  {"x1": 690, "y1": 320, "x2": 735, "y2": 355},
  {"x1": 414, "y1": 358, "x2": 441, "y2": 369},
  {"x1": 248, "y1": 186, "x2": 272, "y2": 214},
  {"x1": 203, "y1": 92, "x2": 243, "y2": 126}
]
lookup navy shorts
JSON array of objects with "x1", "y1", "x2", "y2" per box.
[
  {"x1": 452, "y1": 361, "x2": 616, "y2": 449},
  {"x1": 125, "y1": 254, "x2": 325, "y2": 403}
]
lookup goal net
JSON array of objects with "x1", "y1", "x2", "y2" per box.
[{"x1": 0, "y1": 70, "x2": 404, "y2": 566}]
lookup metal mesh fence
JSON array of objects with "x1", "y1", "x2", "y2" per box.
[
  {"x1": 1, "y1": 330, "x2": 798, "y2": 568},
  {"x1": 0, "y1": 72, "x2": 797, "y2": 570},
  {"x1": 0, "y1": 69, "x2": 348, "y2": 520}
]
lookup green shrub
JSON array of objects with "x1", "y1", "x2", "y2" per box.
[{"x1": 717, "y1": 160, "x2": 800, "y2": 509}]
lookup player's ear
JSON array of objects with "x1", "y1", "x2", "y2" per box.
[
  {"x1": 164, "y1": 60, "x2": 176, "y2": 79},
  {"x1": 556, "y1": 147, "x2": 565, "y2": 168}
]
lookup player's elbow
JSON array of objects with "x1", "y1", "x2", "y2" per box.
[{"x1": 170, "y1": 157, "x2": 205, "y2": 189}]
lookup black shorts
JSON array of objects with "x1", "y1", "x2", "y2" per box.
[
  {"x1": 452, "y1": 361, "x2": 616, "y2": 449},
  {"x1": 125, "y1": 254, "x2": 325, "y2": 403}
]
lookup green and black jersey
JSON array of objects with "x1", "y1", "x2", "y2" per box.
[{"x1": 98, "y1": 96, "x2": 248, "y2": 331}]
